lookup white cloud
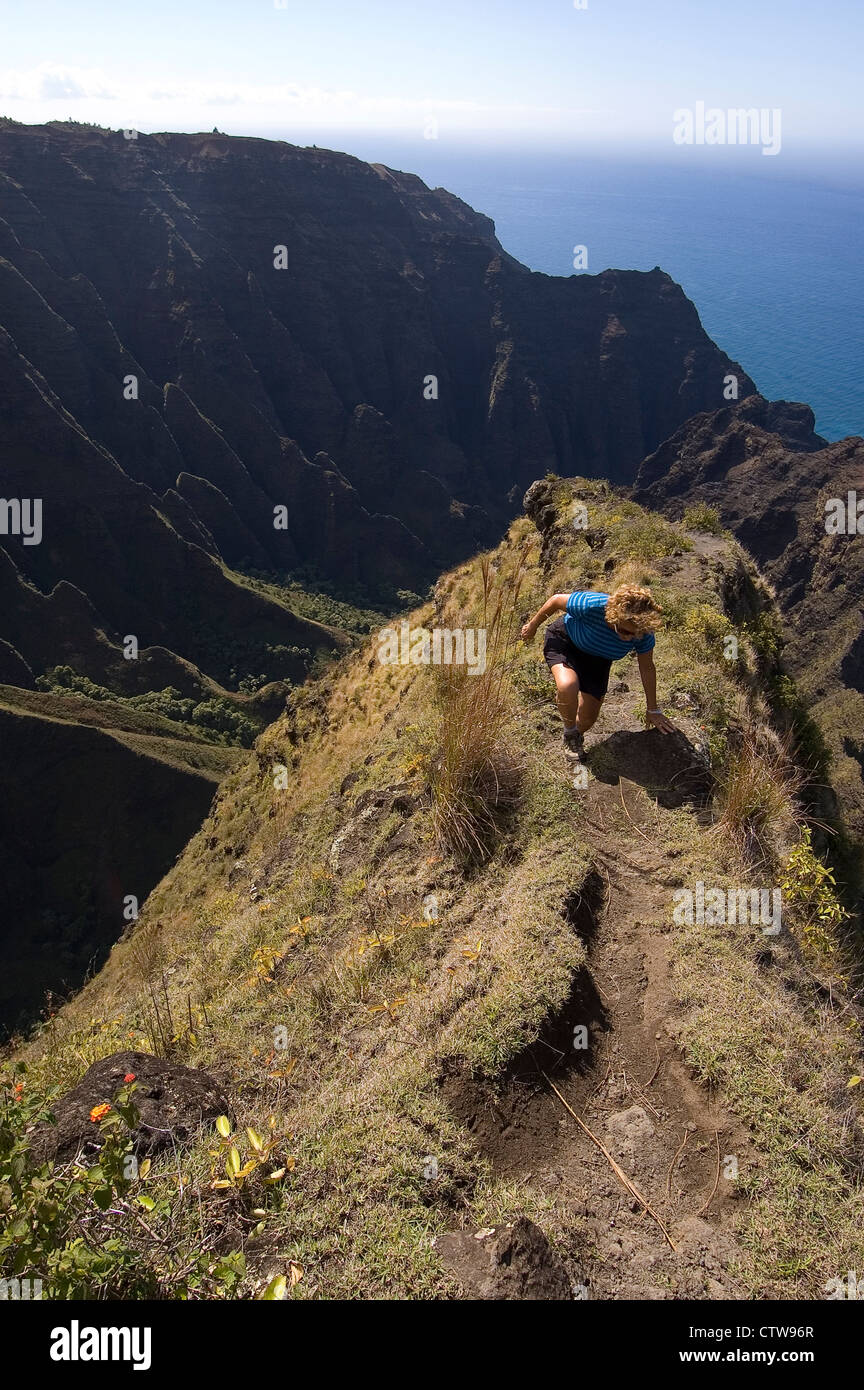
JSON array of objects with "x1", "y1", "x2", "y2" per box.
[
  {"x1": 0, "y1": 62, "x2": 118, "y2": 102},
  {"x1": 0, "y1": 63, "x2": 599, "y2": 139}
]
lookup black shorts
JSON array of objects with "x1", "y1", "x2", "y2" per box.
[{"x1": 542, "y1": 615, "x2": 612, "y2": 700}]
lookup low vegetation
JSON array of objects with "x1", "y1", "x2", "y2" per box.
[
  {"x1": 3, "y1": 479, "x2": 861, "y2": 1300},
  {"x1": 37, "y1": 667, "x2": 261, "y2": 747},
  {"x1": 682, "y1": 502, "x2": 726, "y2": 535},
  {"x1": 427, "y1": 550, "x2": 528, "y2": 863}
]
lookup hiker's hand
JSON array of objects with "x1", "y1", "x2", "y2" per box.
[
  {"x1": 646, "y1": 709, "x2": 676, "y2": 734},
  {"x1": 520, "y1": 621, "x2": 536, "y2": 642}
]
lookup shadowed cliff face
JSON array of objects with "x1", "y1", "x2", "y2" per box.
[
  {"x1": 0, "y1": 120, "x2": 757, "y2": 1032},
  {"x1": 634, "y1": 394, "x2": 864, "y2": 841},
  {"x1": 0, "y1": 122, "x2": 755, "y2": 685},
  {"x1": 0, "y1": 701, "x2": 240, "y2": 1033}
]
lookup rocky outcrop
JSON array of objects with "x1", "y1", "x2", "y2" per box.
[
  {"x1": 435, "y1": 1219, "x2": 576, "y2": 1300},
  {"x1": 633, "y1": 394, "x2": 864, "y2": 842},
  {"x1": 27, "y1": 1051, "x2": 229, "y2": 1166}
]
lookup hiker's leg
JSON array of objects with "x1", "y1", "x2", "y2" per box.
[
  {"x1": 551, "y1": 663, "x2": 580, "y2": 727},
  {"x1": 576, "y1": 691, "x2": 603, "y2": 732}
]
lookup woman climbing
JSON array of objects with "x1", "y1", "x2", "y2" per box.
[{"x1": 520, "y1": 584, "x2": 677, "y2": 758}]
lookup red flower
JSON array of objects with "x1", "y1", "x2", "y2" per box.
[{"x1": 123, "y1": 1073, "x2": 136, "y2": 1083}]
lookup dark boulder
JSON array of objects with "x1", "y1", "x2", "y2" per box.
[
  {"x1": 436, "y1": 1218, "x2": 577, "y2": 1300},
  {"x1": 27, "y1": 1050, "x2": 229, "y2": 1167}
]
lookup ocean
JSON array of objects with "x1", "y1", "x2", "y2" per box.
[{"x1": 283, "y1": 136, "x2": 864, "y2": 444}]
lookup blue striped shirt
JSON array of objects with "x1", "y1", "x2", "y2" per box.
[{"x1": 564, "y1": 590, "x2": 655, "y2": 659}]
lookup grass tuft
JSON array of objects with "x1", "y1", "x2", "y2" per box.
[
  {"x1": 428, "y1": 546, "x2": 529, "y2": 864},
  {"x1": 713, "y1": 725, "x2": 802, "y2": 868}
]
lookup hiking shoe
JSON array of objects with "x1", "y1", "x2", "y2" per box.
[{"x1": 563, "y1": 727, "x2": 584, "y2": 759}]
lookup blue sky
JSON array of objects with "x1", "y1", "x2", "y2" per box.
[{"x1": 0, "y1": 0, "x2": 862, "y2": 156}]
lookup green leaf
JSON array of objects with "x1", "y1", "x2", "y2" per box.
[
  {"x1": 260, "y1": 1274, "x2": 287, "y2": 1300},
  {"x1": 215, "y1": 1115, "x2": 232, "y2": 1138}
]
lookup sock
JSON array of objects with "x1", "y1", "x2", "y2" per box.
[{"x1": 564, "y1": 723, "x2": 581, "y2": 735}]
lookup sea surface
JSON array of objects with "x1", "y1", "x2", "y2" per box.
[{"x1": 279, "y1": 136, "x2": 864, "y2": 443}]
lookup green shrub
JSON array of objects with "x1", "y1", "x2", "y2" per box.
[
  {"x1": 0, "y1": 1069, "x2": 245, "y2": 1299},
  {"x1": 744, "y1": 611, "x2": 783, "y2": 664},
  {"x1": 769, "y1": 674, "x2": 832, "y2": 778},
  {"x1": 35, "y1": 670, "x2": 258, "y2": 747},
  {"x1": 35, "y1": 666, "x2": 110, "y2": 700},
  {"x1": 780, "y1": 827, "x2": 850, "y2": 971},
  {"x1": 607, "y1": 511, "x2": 691, "y2": 560},
  {"x1": 684, "y1": 603, "x2": 733, "y2": 655},
  {"x1": 683, "y1": 503, "x2": 725, "y2": 535}
]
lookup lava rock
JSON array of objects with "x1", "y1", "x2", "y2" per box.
[
  {"x1": 26, "y1": 1050, "x2": 229, "y2": 1167},
  {"x1": 435, "y1": 1217, "x2": 576, "y2": 1300}
]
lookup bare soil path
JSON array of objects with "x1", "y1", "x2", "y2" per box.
[{"x1": 444, "y1": 682, "x2": 756, "y2": 1298}]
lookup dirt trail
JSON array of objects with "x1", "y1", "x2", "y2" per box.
[{"x1": 444, "y1": 682, "x2": 756, "y2": 1299}]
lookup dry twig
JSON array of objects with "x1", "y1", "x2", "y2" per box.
[
  {"x1": 694, "y1": 1130, "x2": 722, "y2": 1218},
  {"x1": 543, "y1": 1072, "x2": 676, "y2": 1251}
]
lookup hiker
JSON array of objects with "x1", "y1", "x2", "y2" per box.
[{"x1": 520, "y1": 585, "x2": 677, "y2": 758}]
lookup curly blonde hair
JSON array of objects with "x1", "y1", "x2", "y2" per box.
[{"x1": 605, "y1": 583, "x2": 663, "y2": 635}]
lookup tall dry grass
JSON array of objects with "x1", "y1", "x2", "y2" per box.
[
  {"x1": 429, "y1": 544, "x2": 530, "y2": 864},
  {"x1": 713, "y1": 724, "x2": 803, "y2": 869}
]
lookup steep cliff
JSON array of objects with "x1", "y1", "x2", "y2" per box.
[
  {"x1": 7, "y1": 483, "x2": 861, "y2": 1300},
  {"x1": 0, "y1": 690, "x2": 244, "y2": 1032},
  {"x1": 633, "y1": 395, "x2": 864, "y2": 844},
  {"x1": 0, "y1": 120, "x2": 758, "y2": 1028},
  {"x1": 0, "y1": 119, "x2": 755, "y2": 682}
]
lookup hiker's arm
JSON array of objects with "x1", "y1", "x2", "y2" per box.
[
  {"x1": 637, "y1": 651, "x2": 676, "y2": 733},
  {"x1": 521, "y1": 594, "x2": 569, "y2": 641}
]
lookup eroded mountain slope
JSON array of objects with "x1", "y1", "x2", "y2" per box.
[
  {"x1": 634, "y1": 394, "x2": 864, "y2": 845},
  {"x1": 8, "y1": 484, "x2": 862, "y2": 1301}
]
